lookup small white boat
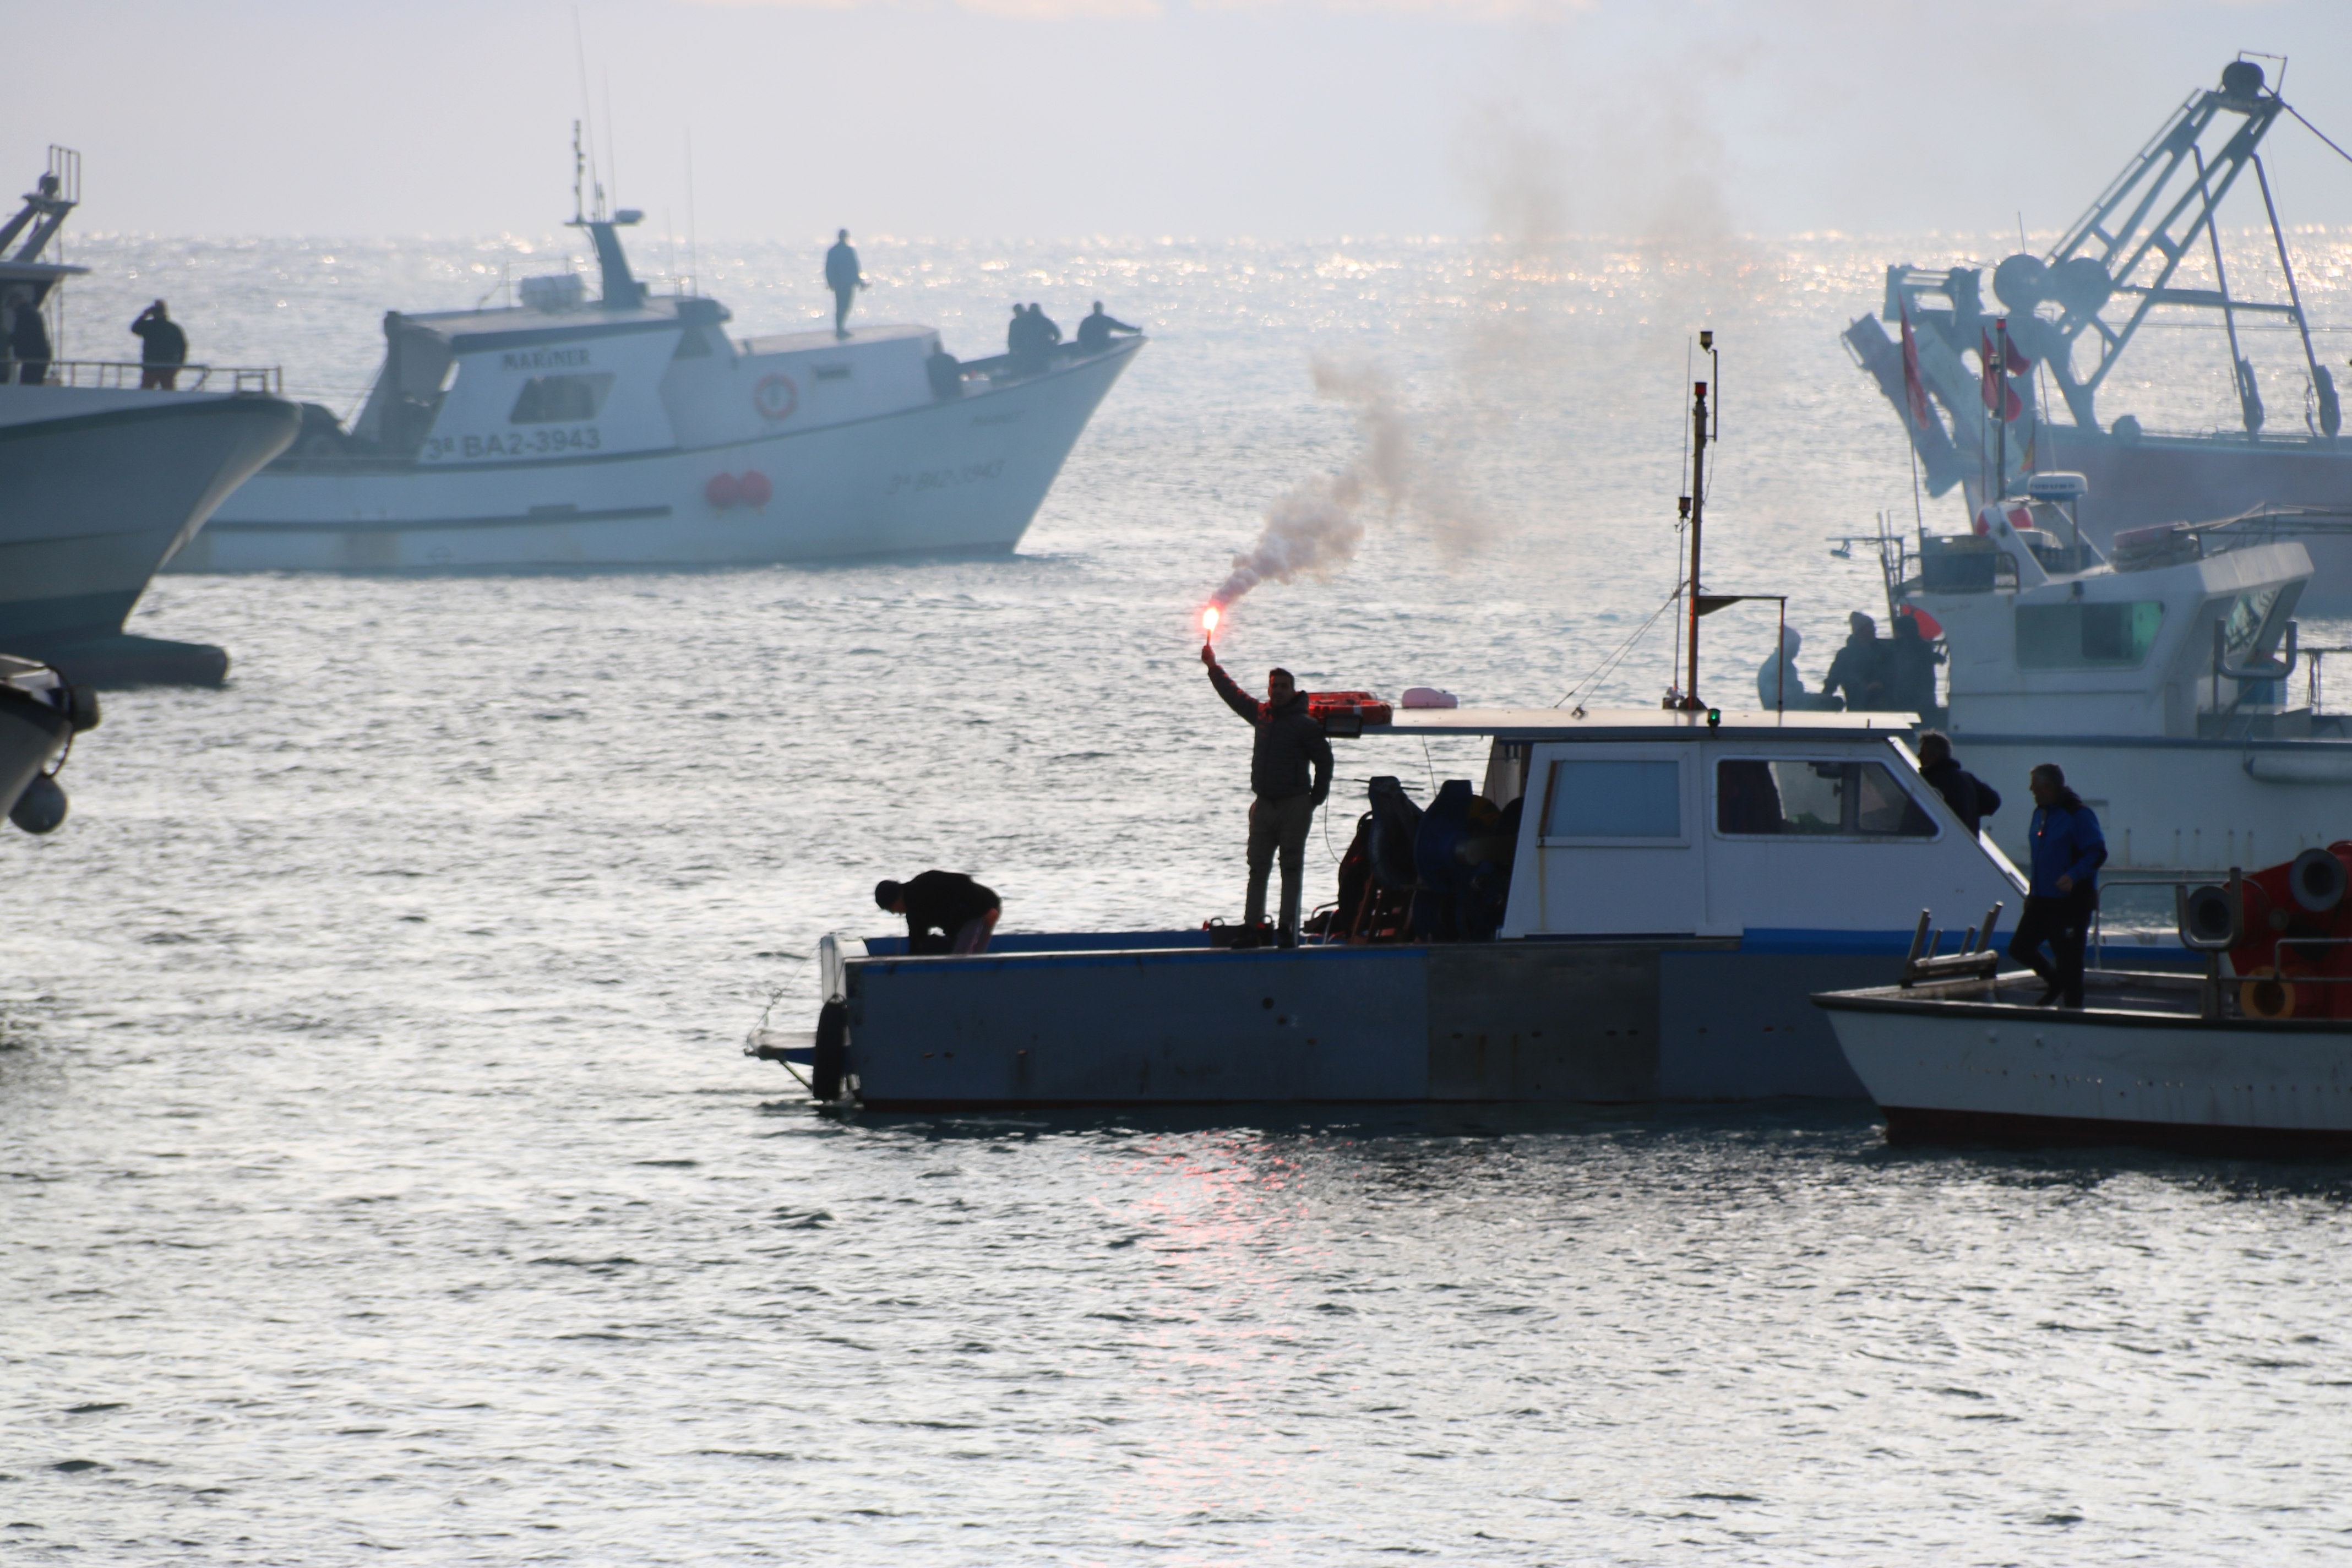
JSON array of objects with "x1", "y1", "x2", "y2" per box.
[
  {"x1": 1815, "y1": 859, "x2": 2352, "y2": 1153},
  {"x1": 177, "y1": 203, "x2": 1141, "y2": 571}
]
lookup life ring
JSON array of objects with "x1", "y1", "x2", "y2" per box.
[{"x1": 753, "y1": 373, "x2": 798, "y2": 422}]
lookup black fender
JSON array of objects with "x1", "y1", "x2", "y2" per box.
[{"x1": 810, "y1": 1000, "x2": 848, "y2": 1102}]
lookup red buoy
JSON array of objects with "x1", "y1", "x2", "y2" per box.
[
  {"x1": 705, "y1": 472, "x2": 742, "y2": 510},
  {"x1": 738, "y1": 469, "x2": 773, "y2": 509}
]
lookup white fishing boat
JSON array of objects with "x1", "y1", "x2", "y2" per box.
[
  {"x1": 752, "y1": 366, "x2": 2029, "y2": 1110},
  {"x1": 765, "y1": 707, "x2": 2027, "y2": 1109},
  {"x1": 177, "y1": 193, "x2": 1141, "y2": 571},
  {"x1": 1847, "y1": 59, "x2": 2352, "y2": 606},
  {"x1": 1850, "y1": 473, "x2": 2352, "y2": 878},
  {"x1": 0, "y1": 149, "x2": 299, "y2": 684},
  {"x1": 1815, "y1": 851, "x2": 2352, "y2": 1154}
]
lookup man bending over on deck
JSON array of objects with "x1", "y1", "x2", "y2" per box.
[
  {"x1": 1203, "y1": 643, "x2": 1332, "y2": 948},
  {"x1": 2008, "y1": 763, "x2": 2105, "y2": 1009},
  {"x1": 878, "y1": 872, "x2": 1000, "y2": 955}
]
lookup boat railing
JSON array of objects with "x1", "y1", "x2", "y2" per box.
[
  {"x1": 2302, "y1": 646, "x2": 2352, "y2": 714},
  {"x1": 20, "y1": 360, "x2": 284, "y2": 395}
]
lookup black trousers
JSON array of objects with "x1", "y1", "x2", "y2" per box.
[
  {"x1": 2010, "y1": 891, "x2": 2095, "y2": 1006},
  {"x1": 832, "y1": 286, "x2": 856, "y2": 334}
]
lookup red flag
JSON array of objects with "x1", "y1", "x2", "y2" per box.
[
  {"x1": 1979, "y1": 327, "x2": 2029, "y2": 422},
  {"x1": 1899, "y1": 304, "x2": 1931, "y2": 431}
]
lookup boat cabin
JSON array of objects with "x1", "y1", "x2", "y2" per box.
[
  {"x1": 1909, "y1": 488, "x2": 2322, "y2": 742},
  {"x1": 291, "y1": 215, "x2": 1104, "y2": 472}
]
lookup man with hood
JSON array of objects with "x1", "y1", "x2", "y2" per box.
[
  {"x1": 2008, "y1": 762, "x2": 2105, "y2": 1008},
  {"x1": 1204, "y1": 641, "x2": 1332, "y2": 948},
  {"x1": 1756, "y1": 625, "x2": 1839, "y2": 710}
]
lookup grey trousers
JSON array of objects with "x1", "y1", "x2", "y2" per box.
[{"x1": 1245, "y1": 791, "x2": 1317, "y2": 937}]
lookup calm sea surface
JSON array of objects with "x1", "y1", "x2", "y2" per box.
[{"x1": 8, "y1": 230, "x2": 2352, "y2": 1563}]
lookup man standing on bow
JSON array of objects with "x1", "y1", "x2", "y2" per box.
[
  {"x1": 1203, "y1": 641, "x2": 1332, "y2": 948},
  {"x1": 824, "y1": 230, "x2": 864, "y2": 338},
  {"x1": 131, "y1": 300, "x2": 187, "y2": 390},
  {"x1": 2008, "y1": 763, "x2": 2105, "y2": 1008}
]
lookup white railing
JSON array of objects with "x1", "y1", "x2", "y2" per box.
[{"x1": 14, "y1": 360, "x2": 283, "y2": 395}]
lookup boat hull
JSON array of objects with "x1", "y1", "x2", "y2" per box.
[
  {"x1": 176, "y1": 341, "x2": 1140, "y2": 570},
  {"x1": 0, "y1": 684, "x2": 69, "y2": 819},
  {"x1": 0, "y1": 391, "x2": 300, "y2": 649},
  {"x1": 1817, "y1": 982, "x2": 2352, "y2": 1153},
  {"x1": 836, "y1": 934, "x2": 1926, "y2": 1109}
]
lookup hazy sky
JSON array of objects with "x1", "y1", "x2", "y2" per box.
[{"x1": 14, "y1": 0, "x2": 2352, "y2": 241}]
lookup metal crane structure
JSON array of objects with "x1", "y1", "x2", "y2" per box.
[{"x1": 1847, "y1": 59, "x2": 2334, "y2": 496}]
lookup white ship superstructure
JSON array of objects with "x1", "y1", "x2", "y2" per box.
[
  {"x1": 181, "y1": 206, "x2": 1140, "y2": 570},
  {"x1": 1883, "y1": 478, "x2": 2352, "y2": 876}
]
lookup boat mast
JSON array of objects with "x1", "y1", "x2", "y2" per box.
[{"x1": 1675, "y1": 331, "x2": 1717, "y2": 711}]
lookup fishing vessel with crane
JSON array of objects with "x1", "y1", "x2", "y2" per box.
[{"x1": 1847, "y1": 58, "x2": 2352, "y2": 605}]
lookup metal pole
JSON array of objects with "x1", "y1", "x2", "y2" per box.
[
  {"x1": 1993, "y1": 318, "x2": 2009, "y2": 500},
  {"x1": 1682, "y1": 379, "x2": 1710, "y2": 710},
  {"x1": 2194, "y1": 146, "x2": 2252, "y2": 430},
  {"x1": 2252, "y1": 153, "x2": 2329, "y2": 427}
]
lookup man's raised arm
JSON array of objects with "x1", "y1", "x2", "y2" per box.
[{"x1": 1202, "y1": 647, "x2": 1261, "y2": 723}]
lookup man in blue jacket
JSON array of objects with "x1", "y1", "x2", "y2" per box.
[
  {"x1": 2008, "y1": 763, "x2": 2106, "y2": 1007},
  {"x1": 1204, "y1": 642, "x2": 1332, "y2": 948}
]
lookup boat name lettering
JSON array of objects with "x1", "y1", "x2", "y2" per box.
[
  {"x1": 500, "y1": 348, "x2": 592, "y2": 372},
  {"x1": 883, "y1": 459, "x2": 1004, "y2": 496},
  {"x1": 423, "y1": 427, "x2": 603, "y2": 462}
]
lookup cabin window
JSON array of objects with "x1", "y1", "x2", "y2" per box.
[
  {"x1": 2016, "y1": 600, "x2": 2162, "y2": 669},
  {"x1": 1715, "y1": 759, "x2": 1936, "y2": 839},
  {"x1": 1542, "y1": 759, "x2": 1681, "y2": 840},
  {"x1": 509, "y1": 372, "x2": 614, "y2": 424},
  {"x1": 813, "y1": 364, "x2": 852, "y2": 382}
]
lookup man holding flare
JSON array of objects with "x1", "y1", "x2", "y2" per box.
[{"x1": 1201, "y1": 609, "x2": 1332, "y2": 949}]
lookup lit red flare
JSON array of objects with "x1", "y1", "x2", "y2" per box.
[{"x1": 1201, "y1": 605, "x2": 1221, "y2": 637}]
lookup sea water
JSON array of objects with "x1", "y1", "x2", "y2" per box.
[{"x1": 6, "y1": 231, "x2": 2352, "y2": 1562}]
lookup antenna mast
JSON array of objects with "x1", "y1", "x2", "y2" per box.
[{"x1": 1673, "y1": 331, "x2": 1719, "y2": 711}]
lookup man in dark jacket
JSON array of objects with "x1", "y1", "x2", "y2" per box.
[
  {"x1": 876, "y1": 870, "x2": 1000, "y2": 955},
  {"x1": 1915, "y1": 731, "x2": 1999, "y2": 836},
  {"x1": 7, "y1": 290, "x2": 50, "y2": 384},
  {"x1": 131, "y1": 300, "x2": 188, "y2": 389},
  {"x1": 1075, "y1": 302, "x2": 1140, "y2": 353},
  {"x1": 1204, "y1": 642, "x2": 1332, "y2": 947},
  {"x1": 824, "y1": 230, "x2": 864, "y2": 338},
  {"x1": 2008, "y1": 763, "x2": 2105, "y2": 1008},
  {"x1": 1823, "y1": 612, "x2": 1888, "y2": 711}
]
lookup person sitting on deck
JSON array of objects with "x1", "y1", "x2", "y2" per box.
[
  {"x1": 877, "y1": 871, "x2": 1001, "y2": 956},
  {"x1": 1075, "y1": 302, "x2": 1140, "y2": 353}
]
